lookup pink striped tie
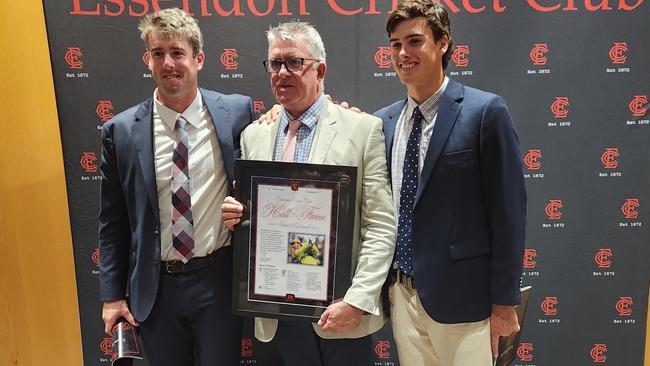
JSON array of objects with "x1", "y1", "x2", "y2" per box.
[{"x1": 280, "y1": 119, "x2": 302, "y2": 162}]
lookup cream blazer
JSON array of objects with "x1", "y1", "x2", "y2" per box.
[{"x1": 240, "y1": 100, "x2": 396, "y2": 340}]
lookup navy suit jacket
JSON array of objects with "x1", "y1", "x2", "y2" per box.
[
  {"x1": 98, "y1": 88, "x2": 254, "y2": 322},
  {"x1": 374, "y1": 78, "x2": 526, "y2": 324}
]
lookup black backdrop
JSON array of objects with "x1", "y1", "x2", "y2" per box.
[{"x1": 43, "y1": 1, "x2": 649, "y2": 365}]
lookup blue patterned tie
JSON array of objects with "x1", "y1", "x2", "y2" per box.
[{"x1": 395, "y1": 107, "x2": 423, "y2": 274}]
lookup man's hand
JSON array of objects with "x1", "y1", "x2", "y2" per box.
[
  {"x1": 317, "y1": 301, "x2": 363, "y2": 333},
  {"x1": 325, "y1": 94, "x2": 363, "y2": 113},
  {"x1": 102, "y1": 300, "x2": 137, "y2": 335},
  {"x1": 490, "y1": 304, "x2": 520, "y2": 357},
  {"x1": 222, "y1": 196, "x2": 244, "y2": 230},
  {"x1": 254, "y1": 104, "x2": 281, "y2": 125}
]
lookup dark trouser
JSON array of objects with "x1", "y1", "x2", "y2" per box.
[
  {"x1": 139, "y1": 246, "x2": 241, "y2": 366},
  {"x1": 275, "y1": 320, "x2": 371, "y2": 366}
]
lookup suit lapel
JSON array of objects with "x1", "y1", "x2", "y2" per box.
[
  {"x1": 132, "y1": 99, "x2": 160, "y2": 223},
  {"x1": 414, "y1": 80, "x2": 463, "y2": 207},
  {"x1": 202, "y1": 89, "x2": 235, "y2": 183},
  {"x1": 309, "y1": 100, "x2": 337, "y2": 164},
  {"x1": 381, "y1": 100, "x2": 406, "y2": 178}
]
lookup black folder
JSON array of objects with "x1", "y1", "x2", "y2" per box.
[{"x1": 493, "y1": 286, "x2": 533, "y2": 366}]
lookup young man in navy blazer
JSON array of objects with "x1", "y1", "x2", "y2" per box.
[
  {"x1": 374, "y1": 1, "x2": 527, "y2": 365},
  {"x1": 98, "y1": 8, "x2": 254, "y2": 366}
]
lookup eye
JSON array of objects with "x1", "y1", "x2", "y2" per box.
[
  {"x1": 408, "y1": 38, "x2": 423, "y2": 46},
  {"x1": 390, "y1": 41, "x2": 402, "y2": 49},
  {"x1": 270, "y1": 59, "x2": 283, "y2": 69},
  {"x1": 287, "y1": 58, "x2": 303, "y2": 69}
]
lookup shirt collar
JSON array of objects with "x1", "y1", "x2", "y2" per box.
[
  {"x1": 153, "y1": 88, "x2": 203, "y2": 129},
  {"x1": 279, "y1": 93, "x2": 326, "y2": 133},
  {"x1": 406, "y1": 76, "x2": 449, "y2": 123}
]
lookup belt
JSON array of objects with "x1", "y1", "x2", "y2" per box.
[
  {"x1": 163, "y1": 246, "x2": 230, "y2": 274},
  {"x1": 390, "y1": 267, "x2": 416, "y2": 290}
]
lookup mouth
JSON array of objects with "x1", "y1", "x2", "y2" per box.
[
  {"x1": 398, "y1": 61, "x2": 417, "y2": 71},
  {"x1": 163, "y1": 73, "x2": 181, "y2": 80}
]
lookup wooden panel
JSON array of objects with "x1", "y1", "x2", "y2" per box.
[{"x1": 0, "y1": 1, "x2": 83, "y2": 365}]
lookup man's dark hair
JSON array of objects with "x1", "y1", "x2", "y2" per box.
[{"x1": 386, "y1": 0, "x2": 454, "y2": 69}]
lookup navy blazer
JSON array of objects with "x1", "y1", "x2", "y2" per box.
[
  {"x1": 98, "y1": 88, "x2": 254, "y2": 322},
  {"x1": 375, "y1": 79, "x2": 527, "y2": 324}
]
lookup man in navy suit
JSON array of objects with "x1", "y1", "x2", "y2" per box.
[
  {"x1": 374, "y1": 1, "x2": 527, "y2": 365},
  {"x1": 98, "y1": 8, "x2": 254, "y2": 366}
]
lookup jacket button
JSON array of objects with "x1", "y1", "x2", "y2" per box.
[{"x1": 153, "y1": 260, "x2": 159, "y2": 265}]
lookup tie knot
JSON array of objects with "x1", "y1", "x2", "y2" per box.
[
  {"x1": 412, "y1": 106, "x2": 423, "y2": 125},
  {"x1": 175, "y1": 116, "x2": 188, "y2": 130},
  {"x1": 288, "y1": 119, "x2": 302, "y2": 133}
]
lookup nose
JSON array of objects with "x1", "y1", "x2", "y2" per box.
[
  {"x1": 398, "y1": 45, "x2": 409, "y2": 59},
  {"x1": 163, "y1": 53, "x2": 175, "y2": 69},
  {"x1": 277, "y1": 62, "x2": 291, "y2": 78}
]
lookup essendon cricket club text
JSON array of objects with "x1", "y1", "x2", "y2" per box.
[{"x1": 69, "y1": 0, "x2": 646, "y2": 17}]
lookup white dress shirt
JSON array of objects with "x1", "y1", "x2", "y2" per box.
[
  {"x1": 391, "y1": 77, "x2": 449, "y2": 227},
  {"x1": 153, "y1": 89, "x2": 231, "y2": 261}
]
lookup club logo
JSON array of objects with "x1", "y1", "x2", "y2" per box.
[
  {"x1": 96, "y1": 100, "x2": 114, "y2": 122},
  {"x1": 65, "y1": 47, "x2": 83, "y2": 69},
  {"x1": 530, "y1": 43, "x2": 548, "y2": 65},
  {"x1": 541, "y1": 296, "x2": 558, "y2": 316},
  {"x1": 253, "y1": 100, "x2": 266, "y2": 114},
  {"x1": 600, "y1": 148, "x2": 619, "y2": 169},
  {"x1": 240, "y1": 338, "x2": 253, "y2": 357},
  {"x1": 374, "y1": 47, "x2": 392, "y2": 69},
  {"x1": 551, "y1": 96, "x2": 569, "y2": 118},
  {"x1": 545, "y1": 199, "x2": 563, "y2": 220},
  {"x1": 524, "y1": 149, "x2": 542, "y2": 170},
  {"x1": 517, "y1": 343, "x2": 534, "y2": 362},
  {"x1": 100, "y1": 337, "x2": 113, "y2": 355},
  {"x1": 452, "y1": 45, "x2": 470, "y2": 67},
  {"x1": 523, "y1": 248, "x2": 537, "y2": 269},
  {"x1": 616, "y1": 296, "x2": 633, "y2": 316},
  {"x1": 220, "y1": 48, "x2": 239, "y2": 70},
  {"x1": 91, "y1": 248, "x2": 100, "y2": 266},
  {"x1": 628, "y1": 95, "x2": 647, "y2": 117},
  {"x1": 590, "y1": 344, "x2": 607, "y2": 363},
  {"x1": 594, "y1": 248, "x2": 612, "y2": 269},
  {"x1": 609, "y1": 42, "x2": 628, "y2": 64},
  {"x1": 374, "y1": 340, "x2": 390, "y2": 359},
  {"x1": 621, "y1": 198, "x2": 639, "y2": 219},
  {"x1": 142, "y1": 50, "x2": 150, "y2": 66},
  {"x1": 80, "y1": 152, "x2": 98, "y2": 173}
]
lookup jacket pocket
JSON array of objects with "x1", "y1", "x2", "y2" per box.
[{"x1": 449, "y1": 240, "x2": 490, "y2": 262}]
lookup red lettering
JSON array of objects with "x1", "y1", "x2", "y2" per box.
[
  {"x1": 213, "y1": 0, "x2": 245, "y2": 16},
  {"x1": 563, "y1": 0, "x2": 578, "y2": 10},
  {"x1": 180, "y1": 0, "x2": 194, "y2": 16},
  {"x1": 494, "y1": 0, "x2": 506, "y2": 12},
  {"x1": 328, "y1": 0, "x2": 363, "y2": 15},
  {"x1": 527, "y1": 0, "x2": 562, "y2": 11},
  {"x1": 70, "y1": 0, "x2": 100, "y2": 15},
  {"x1": 151, "y1": 0, "x2": 163, "y2": 12},
  {"x1": 463, "y1": 0, "x2": 486, "y2": 12},
  {"x1": 585, "y1": 0, "x2": 613, "y2": 10},
  {"x1": 128, "y1": 0, "x2": 149, "y2": 16},
  {"x1": 619, "y1": 0, "x2": 644, "y2": 10},
  {"x1": 199, "y1": 0, "x2": 212, "y2": 15},
  {"x1": 365, "y1": 0, "x2": 399, "y2": 14},
  {"x1": 248, "y1": 0, "x2": 274, "y2": 16},
  {"x1": 104, "y1": 0, "x2": 124, "y2": 16},
  {"x1": 278, "y1": 0, "x2": 291, "y2": 15},
  {"x1": 438, "y1": 0, "x2": 461, "y2": 13}
]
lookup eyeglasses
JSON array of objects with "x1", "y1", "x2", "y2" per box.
[{"x1": 262, "y1": 57, "x2": 320, "y2": 73}]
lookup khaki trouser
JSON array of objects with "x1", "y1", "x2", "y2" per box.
[{"x1": 389, "y1": 278, "x2": 492, "y2": 366}]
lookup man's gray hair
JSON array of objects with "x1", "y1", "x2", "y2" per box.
[
  {"x1": 267, "y1": 21, "x2": 326, "y2": 62},
  {"x1": 138, "y1": 8, "x2": 203, "y2": 56}
]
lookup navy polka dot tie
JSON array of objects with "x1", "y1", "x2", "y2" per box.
[{"x1": 395, "y1": 106, "x2": 423, "y2": 274}]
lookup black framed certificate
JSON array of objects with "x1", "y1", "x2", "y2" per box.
[{"x1": 232, "y1": 159, "x2": 357, "y2": 321}]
